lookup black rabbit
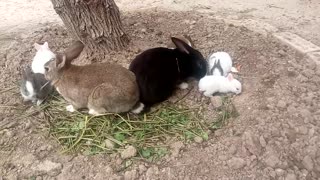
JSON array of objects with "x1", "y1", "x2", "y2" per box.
[{"x1": 129, "y1": 37, "x2": 207, "y2": 109}]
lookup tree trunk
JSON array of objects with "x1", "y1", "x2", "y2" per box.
[{"x1": 51, "y1": 0, "x2": 129, "y2": 58}]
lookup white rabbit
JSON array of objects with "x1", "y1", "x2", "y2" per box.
[
  {"x1": 208, "y1": 51, "x2": 238, "y2": 77},
  {"x1": 198, "y1": 73, "x2": 242, "y2": 97},
  {"x1": 31, "y1": 42, "x2": 56, "y2": 74}
]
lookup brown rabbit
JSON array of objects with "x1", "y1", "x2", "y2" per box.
[{"x1": 44, "y1": 41, "x2": 142, "y2": 115}]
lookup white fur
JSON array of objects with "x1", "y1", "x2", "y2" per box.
[
  {"x1": 36, "y1": 99, "x2": 44, "y2": 106},
  {"x1": 230, "y1": 67, "x2": 239, "y2": 73},
  {"x1": 198, "y1": 74, "x2": 242, "y2": 96},
  {"x1": 89, "y1": 109, "x2": 102, "y2": 115},
  {"x1": 56, "y1": 87, "x2": 61, "y2": 94},
  {"x1": 21, "y1": 81, "x2": 35, "y2": 101},
  {"x1": 66, "y1": 105, "x2": 75, "y2": 112},
  {"x1": 31, "y1": 42, "x2": 56, "y2": 74},
  {"x1": 178, "y1": 82, "x2": 189, "y2": 89},
  {"x1": 208, "y1": 52, "x2": 237, "y2": 77},
  {"x1": 131, "y1": 103, "x2": 145, "y2": 114}
]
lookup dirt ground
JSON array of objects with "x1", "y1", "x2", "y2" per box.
[
  {"x1": 1, "y1": 0, "x2": 320, "y2": 46},
  {"x1": 1, "y1": 0, "x2": 320, "y2": 180}
]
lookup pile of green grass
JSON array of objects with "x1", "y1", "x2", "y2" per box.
[
  {"x1": 40, "y1": 94, "x2": 238, "y2": 161},
  {"x1": 211, "y1": 96, "x2": 239, "y2": 131}
]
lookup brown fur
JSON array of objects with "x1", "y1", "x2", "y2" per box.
[
  {"x1": 64, "y1": 41, "x2": 84, "y2": 66},
  {"x1": 44, "y1": 41, "x2": 140, "y2": 114}
]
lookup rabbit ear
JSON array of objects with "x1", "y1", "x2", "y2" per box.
[
  {"x1": 182, "y1": 35, "x2": 194, "y2": 47},
  {"x1": 227, "y1": 73, "x2": 234, "y2": 81},
  {"x1": 64, "y1": 41, "x2": 84, "y2": 62},
  {"x1": 34, "y1": 42, "x2": 49, "y2": 51},
  {"x1": 231, "y1": 66, "x2": 239, "y2": 73},
  {"x1": 22, "y1": 68, "x2": 28, "y2": 79},
  {"x1": 43, "y1": 42, "x2": 49, "y2": 49},
  {"x1": 34, "y1": 43, "x2": 42, "y2": 51},
  {"x1": 171, "y1": 37, "x2": 190, "y2": 54},
  {"x1": 55, "y1": 55, "x2": 67, "y2": 69},
  {"x1": 22, "y1": 67, "x2": 32, "y2": 79}
]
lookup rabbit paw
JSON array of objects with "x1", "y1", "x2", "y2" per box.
[
  {"x1": 66, "y1": 105, "x2": 75, "y2": 112},
  {"x1": 131, "y1": 103, "x2": 145, "y2": 114},
  {"x1": 203, "y1": 91, "x2": 214, "y2": 97},
  {"x1": 178, "y1": 82, "x2": 189, "y2": 89},
  {"x1": 89, "y1": 109, "x2": 103, "y2": 116},
  {"x1": 36, "y1": 99, "x2": 44, "y2": 106},
  {"x1": 56, "y1": 87, "x2": 61, "y2": 94}
]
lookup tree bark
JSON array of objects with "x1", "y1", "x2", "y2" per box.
[{"x1": 51, "y1": 0, "x2": 129, "y2": 58}]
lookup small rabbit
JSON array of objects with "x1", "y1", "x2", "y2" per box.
[
  {"x1": 44, "y1": 41, "x2": 142, "y2": 115},
  {"x1": 208, "y1": 51, "x2": 238, "y2": 77},
  {"x1": 20, "y1": 67, "x2": 53, "y2": 105},
  {"x1": 167, "y1": 35, "x2": 194, "y2": 49},
  {"x1": 129, "y1": 37, "x2": 207, "y2": 108},
  {"x1": 198, "y1": 73, "x2": 242, "y2": 97},
  {"x1": 32, "y1": 42, "x2": 56, "y2": 74}
]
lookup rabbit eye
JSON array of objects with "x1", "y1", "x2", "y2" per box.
[{"x1": 197, "y1": 62, "x2": 203, "y2": 68}]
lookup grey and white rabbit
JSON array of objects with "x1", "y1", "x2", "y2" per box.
[
  {"x1": 208, "y1": 51, "x2": 238, "y2": 77},
  {"x1": 44, "y1": 41, "x2": 142, "y2": 115},
  {"x1": 20, "y1": 67, "x2": 53, "y2": 105}
]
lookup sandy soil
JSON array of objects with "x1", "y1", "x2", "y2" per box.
[{"x1": 1, "y1": 0, "x2": 320, "y2": 180}]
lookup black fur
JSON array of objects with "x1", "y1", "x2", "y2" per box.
[
  {"x1": 129, "y1": 37, "x2": 207, "y2": 107},
  {"x1": 210, "y1": 59, "x2": 223, "y2": 75}
]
